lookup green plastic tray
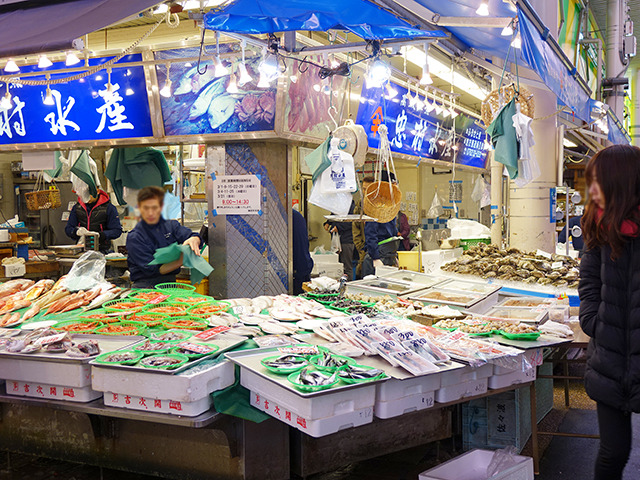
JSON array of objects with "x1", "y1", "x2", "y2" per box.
[
  {"x1": 155, "y1": 283, "x2": 197, "y2": 294},
  {"x1": 309, "y1": 353, "x2": 357, "y2": 372},
  {"x1": 260, "y1": 355, "x2": 309, "y2": 374},
  {"x1": 138, "y1": 353, "x2": 190, "y2": 370},
  {"x1": 287, "y1": 369, "x2": 339, "y2": 392},
  {"x1": 94, "y1": 350, "x2": 144, "y2": 366},
  {"x1": 337, "y1": 364, "x2": 387, "y2": 384},
  {"x1": 499, "y1": 330, "x2": 541, "y2": 341}
]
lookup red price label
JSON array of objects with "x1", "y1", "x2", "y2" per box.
[
  {"x1": 177, "y1": 342, "x2": 216, "y2": 355},
  {"x1": 195, "y1": 326, "x2": 230, "y2": 340},
  {"x1": 36, "y1": 333, "x2": 68, "y2": 346}
]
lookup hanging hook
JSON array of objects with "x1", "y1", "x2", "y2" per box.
[
  {"x1": 196, "y1": 27, "x2": 208, "y2": 75},
  {"x1": 328, "y1": 105, "x2": 339, "y2": 129}
]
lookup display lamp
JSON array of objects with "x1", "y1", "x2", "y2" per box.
[
  {"x1": 366, "y1": 58, "x2": 391, "y2": 88},
  {"x1": 4, "y1": 59, "x2": 19, "y2": 73},
  {"x1": 476, "y1": 1, "x2": 489, "y2": 16},
  {"x1": 65, "y1": 51, "x2": 81, "y2": 66},
  {"x1": 43, "y1": 85, "x2": 55, "y2": 105},
  {"x1": 420, "y1": 43, "x2": 433, "y2": 85},
  {"x1": 38, "y1": 55, "x2": 53, "y2": 69},
  {"x1": 0, "y1": 91, "x2": 11, "y2": 110},
  {"x1": 226, "y1": 73, "x2": 239, "y2": 93}
]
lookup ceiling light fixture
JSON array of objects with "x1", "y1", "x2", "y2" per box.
[
  {"x1": 4, "y1": 59, "x2": 19, "y2": 73},
  {"x1": 366, "y1": 58, "x2": 391, "y2": 88},
  {"x1": 125, "y1": 87, "x2": 134, "y2": 96},
  {"x1": 258, "y1": 44, "x2": 282, "y2": 84},
  {"x1": 226, "y1": 72, "x2": 239, "y2": 93},
  {"x1": 43, "y1": 86, "x2": 54, "y2": 106},
  {"x1": 38, "y1": 55, "x2": 53, "y2": 69},
  {"x1": 65, "y1": 51, "x2": 81, "y2": 66},
  {"x1": 501, "y1": 19, "x2": 515, "y2": 37},
  {"x1": 214, "y1": 32, "x2": 229, "y2": 78},
  {"x1": 420, "y1": 43, "x2": 433, "y2": 85},
  {"x1": 476, "y1": 1, "x2": 489, "y2": 16},
  {"x1": 511, "y1": 33, "x2": 522, "y2": 49},
  {"x1": 386, "y1": 83, "x2": 398, "y2": 99},
  {"x1": 160, "y1": 64, "x2": 172, "y2": 97},
  {"x1": 237, "y1": 40, "x2": 253, "y2": 87},
  {"x1": 0, "y1": 86, "x2": 11, "y2": 110}
]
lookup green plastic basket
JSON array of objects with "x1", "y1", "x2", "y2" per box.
[
  {"x1": 187, "y1": 301, "x2": 231, "y2": 318},
  {"x1": 94, "y1": 321, "x2": 146, "y2": 336},
  {"x1": 133, "y1": 340, "x2": 172, "y2": 356},
  {"x1": 260, "y1": 355, "x2": 309, "y2": 374},
  {"x1": 162, "y1": 316, "x2": 208, "y2": 331},
  {"x1": 127, "y1": 289, "x2": 170, "y2": 302},
  {"x1": 155, "y1": 283, "x2": 197, "y2": 294},
  {"x1": 459, "y1": 238, "x2": 491, "y2": 251},
  {"x1": 138, "y1": 353, "x2": 190, "y2": 370},
  {"x1": 287, "y1": 369, "x2": 338, "y2": 392},
  {"x1": 168, "y1": 293, "x2": 209, "y2": 306},
  {"x1": 308, "y1": 353, "x2": 357, "y2": 372},
  {"x1": 102, "y1": 299, "x2": 147, "y2": 313},
  {"x1": 142, "y1": 302, "x2": 190, "y2": 317},
  {"x1": 52, "y1": 320, "x2": 104, "y2": 334},
  {"x1": 94, "y1": 350, "x2": 144, "y2": 366},
  {"x1": 337, "y1": 364, "x2": 387, "y2": 384},
  {"x1": 127, "y1": 312, "x2": 169, "y2": 328}
]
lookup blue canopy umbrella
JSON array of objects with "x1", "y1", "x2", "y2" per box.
[{"x1": 203, "y1": 0, "x2": 447, "y2": 39}]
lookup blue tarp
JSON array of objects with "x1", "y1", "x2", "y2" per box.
[{"x1": 203, "y1": 0, "x2": 447, "y2": 39}]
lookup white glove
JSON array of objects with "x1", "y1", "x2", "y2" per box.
[
  {"x1": 373, "y1": 259, "x2": 384, "y2": 268},
  {"x1": 76, "y1": 227, "x2": 90, "y2": 236}
]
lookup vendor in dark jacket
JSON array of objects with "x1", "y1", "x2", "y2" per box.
[
  {"x1": 126, "y1": 186, "x2": 201, "y2": 288},
  {"x1": 579, "y1": 144, "x2": 640, "y2": 480},
  {"x1": 292, "y1": 209, "x2": 314, "y2": 295},
  {"x1": 65, "y1": 189, "x2": 122, "y2": 253},
  {"x1": 324, "y1": 200, "x2": 356, "y2": 281}
]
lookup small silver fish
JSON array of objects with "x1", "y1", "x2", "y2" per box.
[
  {"x1": 298, "y1": 368, "x2": 336, "y2": 386},
  {"x1": 263, "y1": 355, "x2": 307, "y2": 369},
  {"x1": 338, "y1": 365, "x2": 383, "y2": 380}
]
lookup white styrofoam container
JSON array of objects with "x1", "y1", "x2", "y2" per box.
[
  {"x1": 312, "y1": 263, "x2": 344, "y2": 279},
  {"x1": 4, "y1": 263, "x2": 25, "y2": 277},
  {"x1": 6, "y1": 379, "x2": 101, "y2": 403},
  {"x1": 439, "y1": 364, "x2": 493, "y2": 388},
  {"x1": 103, "y1": 391, "x2": 212, "y2": 417},
  {"x1": 435, "y1": 378, "x2": 488, "y2": 403},
  {"x1": 0, "y1": 359, "x2": 91, "y2": 388},
  {"x1": 488, "y1": 368, "x2": 536, "y2": 390},
  {"x1": 375, "y1": 373, "x2": 441, "y2": 403},
  {"x1": 311, "y1": 251, "x2": 339, "y2": 264},
  {"x1": 419, "y1": 448, "x2": 534, "y2": 480},
  {"x1": 422, "y1": 248, "x2": 463, "y2": 274},
  {"x1": 250, "y1": 390, "x2": 373, "y2": 437},
  {"x1": 240, "y1": 368, "x2": 376, "y2": 419},
  {"x1": 374, "y1": 390, "x2": 435, "y2": 419},
  {"x1": 91, "y1": 360, "x2": 235, "y2": 402}
]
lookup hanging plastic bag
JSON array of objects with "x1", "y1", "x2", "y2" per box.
[
  {"x1": 61, "y1": 251, "x2": 108, "y2": 291},
  {"x1": 514, "y1": 156, "x2": 541, "y2": 188},
  {"x1": 330, "y1": 232, "x2": 341, "y2": 253},
  {"x1": 471, "y1": 175, "x2": 484, "y2": 203},
  {"x1": 308, "y1": 179, "x2": 352, "y2": 215},
  {"x1": 427, "y1": 191, "x2": 444, "y2": 218},
  {"x1": 321, "y1": 138, "x2": 357, "y2": 194}
]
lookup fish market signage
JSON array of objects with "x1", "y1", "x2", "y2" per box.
[
  {"x1": 155, "y1": 48, "x2": 277, "y2": 136},
  {"x1": 212, "y1": 174, "x2": 262, "y2": 216},
  {"x1": 0, "y1": 54, "x2": 153, "y2": 145},
  {"x1": 356, "y1": 82, "x2": 489, "y2": 169}
]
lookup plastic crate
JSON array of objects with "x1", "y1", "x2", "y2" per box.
[
  {"x1": 461, "y1": 363, "x2": 554, "y2": 454},
  {"x1": 459, "y1": 238, "x2": 491, "y2": 251},
  {"x1": 419, "y1": 449, "x2": 534, "y2": 480}
]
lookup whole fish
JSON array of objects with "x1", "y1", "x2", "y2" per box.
[
  {"x1": 60, "y1": 296, "x2": 88, "y2": 313},
  {"x1": 207, "y1": 94, "x2": 236, "y2": 130},
  {"x1": 338, "y1": 365, "x2": 384, "y2": 380},
  {"x1": 34, "y1": 288, "x2": 69, "y2": 309},
  {"x1": 297, "y1": 368, "x2": 336, "y2": 386},
  {"x1": 24, "y1": 279, "x2": 54, "y2": 301},
  {"x1": 46, "y1": 292, "x2": 81, "y2": 315},
  {"x1": 0, "y1": 298, "x2": 31, "y2": 315},
  {"x1": 0, "y1": 279, "x2": 34, "y2": 298},
  {"x1": 0, "y1": 312, "x2": 21, "y2": 327},
  {"x1": 83, "y1": 288, "x2": 121, "y2": 311},
  {"x1": 21, "y1": 304, "x2": 40, "y2": 322},
  {"x1": 189, "y1": 78, "x2": 226, "y2": 120}
]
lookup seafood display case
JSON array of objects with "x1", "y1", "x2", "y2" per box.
[
  {"x1": 408, "y1": 284, "x2": 500, "y2": 313},
  {"x1": 495, "y1": 296, "x2": 558, "y2": 309},
  {"x1": 377, "y1": 271, "x2": 446, "y2": 289},
  {"x1": 482, "y1": 306, "x2": 549, "y2": 325},
  {"x1": 345, "y1": 278, "x2": 429, "y2": 299}
]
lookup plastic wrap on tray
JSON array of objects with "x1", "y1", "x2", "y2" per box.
[
  {"x1": 430, "y1": 330, "x2": 523, "y2": 367},
  {"x1": 402, "y1": 337, "x2": 450, "y2": 364}
]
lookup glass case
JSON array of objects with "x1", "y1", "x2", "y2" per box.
[
  {"x1": 379, "y1": 270, "x2": 445, "y2": 289},
  {"x1": 438, "y1": 279, "x2": 502, "y2": 296}
]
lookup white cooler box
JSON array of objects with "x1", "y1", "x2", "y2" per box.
[
  {"x1": 374, "y1": 372, "x2": 442, "y2": 419},
  {"x1": 92, "y1": 360, "x2": 235, "y2": 417},
  {"x1": 419, "y1": 449, "x2": 534, "y2": 480},
  {"x1": 435, "y1": 364, "x2": 493, "y2": 403},
  {"x1": 6, "y1": 379, "x2": 101, "y2": 403},
  {"x1": 241, "y1": 368, "x2": 376, "y2": 437}
]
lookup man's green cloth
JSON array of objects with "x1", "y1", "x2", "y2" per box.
[
  {"x1": 149, "y1": 243, "x2": 213, "y2": 284},
  {"x1": 486, "y1": 99, "x2": 519, "y2": 180},
  {"x1": 306, "y1": 136, "x2": 332, "y2": 183},
  {"x1": 70, "y1": 150, "x2": 98, "y2": 197},
  {"x1": 105, "y1": 147, "x2": 172, "y2": 205}
]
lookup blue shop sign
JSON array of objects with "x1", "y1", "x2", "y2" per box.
[
  {"x1": 355, "y1": 82, "x2": 488, "y2": 169},
  {"x1": 0, "y1": 54, "x2": 153, "y2": 145}
]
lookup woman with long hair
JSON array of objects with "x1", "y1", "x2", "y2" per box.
[{"x1": 580, "y1": 144, "x2": 640, "y2": 480}]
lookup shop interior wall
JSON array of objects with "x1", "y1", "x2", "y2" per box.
[
  {"x1": 421, "y1": 167, "x2": 483, "y2": 223},
  {"x1": 0, "y1": 154, "x2": 18, "y2": 218}
]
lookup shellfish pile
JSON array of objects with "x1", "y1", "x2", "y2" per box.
[{"x1": 441, "y1": 243, "x2": 579, "y2": 288}]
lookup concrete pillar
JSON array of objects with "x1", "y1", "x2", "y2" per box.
[
  {"x1": 632, "y1": 69, "x2": 640, "y2": 146},
  {"x1": 508, "y1": 0, "x2": 558, "y2": 253},
  {"x1": 605, "y1": 0, "x2": 625, "y2": 120},
  {"x1": 490, "y1": 151, "x2": 502, "y2": 246}
]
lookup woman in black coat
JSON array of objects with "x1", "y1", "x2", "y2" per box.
[{"x1": 579, "y1": 144, "x2": 640, "y2": 480}]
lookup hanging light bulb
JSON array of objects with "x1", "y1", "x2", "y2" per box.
[
  {"x1": 449, "y1": 107, "x2": 459, "y2": 118},
  {"x1": 4, "y1": 59, "x2": 19, "y2": 73},
  {"x1": 125, "y1": 87, "x2": 134, "y2": 96},
  {"x1": 434, "y1": 102, "x2": 443, "y2": 115},
  {"x1": 226, "y1": 73, "x2": 239, "y2": 93},
  {"x1": 38, "y1": 55, "x2": 53, "y2": 69},
  {"x1": 159, "y1": 64, "x2": 172, "y2": 97},
  {"x1": 366, "y1": 58, "x2": 391, "y2": 88},
  {"x1": 213, "y1": 32, "x2": 229, "y2": 78},
  {"x1": 420, "y1": 43, "x2": 433, "y2": 85},
  {"x1": 43, "y1": 86, "x2": 55, "y2": 105},
  {"x1": 511, "y1": 33, "x2": 522, "y2": 49},
  {"x1": 442, "y1": 106, "x2": 451, "y2": 118},
  {"x1": 501, "y1": 20, "x2": 514, "y2": 37},
  {"x1": 476, "y1": 1, "x2": 489, "y2": 16},
  {"x1": 386, "y1": 83, "x2": 398, "y2": 99},
  {"x1": 257, "y1": 72, "x2": 271, "y2": 88},
  {"x1": 154, "y1": 3, "x2": 169, "y2": 13},
  {"x1": 258, "y1": 46, "x2": 281, "y2": 84},
  {"x1": 65, "y1": 51, "x2": 81, "y2": 66},
  {"x1": 237, "y1": 40, "x2": 253, "y2": 87},
  {"x1": 425, "y1": 95, "x2": 435, "y2": 113}
]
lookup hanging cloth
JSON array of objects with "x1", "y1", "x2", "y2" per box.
[
  {"x1": 486, "y1": 98, "x2": 519, "y2": 180},
  {"x1": 512, "y1": 105, "x2": 540, "y2": 188}
]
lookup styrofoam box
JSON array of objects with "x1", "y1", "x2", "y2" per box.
[
  {"x1": 439, "y1": 364, "x2": 493, "y2": 388},
  {"x1": 312, "y1": 263, "x2": 344, "y2": 279},
  {"x1": 311, "y1": 251, "x2": 339, "y2": 264},
  {"x1": 488, "y1": 368, "x2": 536, "y2": 390},
  {"x1": 419, "y1": 448, "x2": 534, "y2": 480},
  {"x1": 435, "y1": 378, "x2": 488, "y2": 403},
  {"x1": 251, "y1": 390, "x2": 373, "y2": 437},
  {"x1": 92, "y1": 359, "x2": 235, "y2": 403},
  {"x1": 375, "y1": 372, "x2": 442, "y2": 403},
  {"x1": 374, "y1": 390, "x2": 434, "y2": 419},
  {"x1": 4, "y1": 263, "x2": 25, "y2": 277},
  {"x1": 104, "y1": 391, "x2": 212, "y2": 417},
  {"x1": 0, "y1": 359, "x2": 91, "y2": 388},
  {"x1": 240, "y1": 368, "x2": 376, "y2": 419},
  {"x1": 6, "y1": 379, "x2": 101, "y2": 403}
]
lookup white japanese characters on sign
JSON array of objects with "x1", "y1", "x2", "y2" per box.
[
  {"x1": 212, "y1": 175, "x2": 262, "y2": 215},
  {"x1": 0, "y1": 95, "x2": 26, "y2": 139},
  {"x1": 44, "y1": 89, "x2": 80, "y2": 136},
  {"x1": 95, "y1": 83, "x2": 134, "y2": 133}
]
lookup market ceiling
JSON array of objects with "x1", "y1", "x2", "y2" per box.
[{"x1": 0, "y1": 0, "x2": 163, "y2": 58}]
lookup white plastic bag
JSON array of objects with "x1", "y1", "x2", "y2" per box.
[
  {"x1": 309, "y1": 178, "x2": 352, "y2": 215},
  {"x1": 471, "y1": 175, "x2": 484, "y2": 203},
  {"x1": 330, "y1": 232, "x2": 341, "y2": 253},
  {"x1": 427, "y1": 192, "x2": 444, "y2": 218},
  {"x1": 514, "y1": 156, "x2": 541, "y2": 188},
  {"x1": 61, "y1": 251, "x2": 108, "y2": 291},
  {"x1": 321, "y1": 139, "x2": 357, "y2": 194}
]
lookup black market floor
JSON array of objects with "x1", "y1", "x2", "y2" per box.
[{"x1": 0, "y1": 372, "x2": 626, "y2": 480}]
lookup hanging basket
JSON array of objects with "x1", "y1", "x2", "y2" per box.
[
  {"x1": 481, "y1": 84, "x2": 535, "y2": 128},
  {"x1": 363, "y1": 181, "x2": 402, "y2": 224},
  {"x1": 25, "y1": 187, "x2": 62, "y2": 211}
]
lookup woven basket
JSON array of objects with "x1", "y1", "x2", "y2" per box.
[
  {"x1": 25, "y1": 187, "x2": 61, "y2": 211},
  {"x1": 481, "y1": 84, "x2": 535, "y2": 127},
  {"x1": 363, "y1": 181, "x2": 402, "y2": 223}
]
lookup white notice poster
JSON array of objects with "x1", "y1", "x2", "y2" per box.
[{"x1": 212, "y1": 175, "x2": 261, "y2": 215}]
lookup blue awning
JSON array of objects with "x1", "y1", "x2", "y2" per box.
[
  {"x1": 0, "y1": 0, "x2": 162, "y2": 59},
  {"x1": 203, "y1": 0, "x2": 447, "y2": 39}
]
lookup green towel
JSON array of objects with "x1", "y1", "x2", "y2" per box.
[
  {"x1": 486, "y1": 99, "x2": 519, "y2": 180},
  {"x1": 105, "y1": 147, "x2": 172, "y2": 205},
  {"x1": 306, "y1": 136, "x2": 332, "y2": 184},
  {"x1": 70, "y1": 150, "x2": 98, "y2": 197},
  {"x1": 149, "y1": 242, "x2": 214, "y2": 284},
  {"x1": 46, "y1": 152, "x2": 64, "y2": 179}
]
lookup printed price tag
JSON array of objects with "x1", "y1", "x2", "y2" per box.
[
  {"x1": 551, "y1": 261, "x2": 563, "y2": 270},
  {"x1": 277, "y1": 346, "x2": 318, "y2": 355},
  {"x1": 195, "y1": 326, "x2": 230, "y2": 340},
  {"x1": 176, "y1": 342, "x2": 216, "y2": 355},
  {"x1": 536, "y1": 249, "x2": 552, "y2": 260},
  {"x1": 36, "y1": 333, "x2": 67, "y2": 346}
]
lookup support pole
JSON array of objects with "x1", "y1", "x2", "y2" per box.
[
  {"x1": 490, "y1": 151, "x2": 503, "y2": 247},
  {"x1": 605, "y1": 0, "x2": 625, "y2": 120},
  {"x1": 633, "y1": 69, "x2": 640, "y2": 146}
]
